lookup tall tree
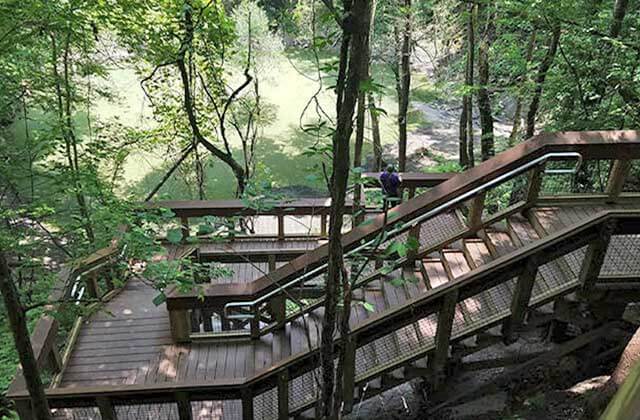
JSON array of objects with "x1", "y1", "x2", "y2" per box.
[
  {"x1": 476, "y1": 0, "x2": 495, "y2": 161},
  {"x1": 318, "y1": 0, "x2": 372, "y2": 417},
  {"x1": 395, "y1": 0, "x2": 411, "y2": 171},
  {"x1": 0, "y1": 252, "x2": 51, "y2": 420},
  {"x1": 508, "y1": 29, "x2": 537, "y2": 146},
  {"x1": 459, "y1": 3, "x2": 476, "y2": 168},
  {"x1": 525, "y1": 25, "x2": 561, "y2": 138}
]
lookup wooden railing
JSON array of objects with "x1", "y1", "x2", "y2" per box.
[
  {"x1": 165, "y1": 131, "x2": 640, "y2": 340},
  {"x1": 9, "y1": 209, "x2": 640, "y2": 420},
  {"x1": 148, "y1": 172, "x2": 452, "y2": 241},
  {"x1": 8, "y1": 242, "x2": 125, "y2": 417}
]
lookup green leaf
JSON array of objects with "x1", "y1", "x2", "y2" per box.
[
  {"x1": 152, "y1": 292, "x2": 166, "y2": 306},
  {"x1": 166, "y1": 228, "x2": 183, "y2": 244},
  {"x1": 362, "y1": 302, "x2": 375, "y2": 313},
  {"x1": 389, "y1": 277, "x2": 405, "y2": 287}
]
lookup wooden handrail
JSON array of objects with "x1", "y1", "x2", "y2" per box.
[
  {"x1": 10, "y1": 209, "x2": 640, "y2": 418},
  {"x1": 147, "y1": 173, "x2": 452, "y2": 219},
  {"x1": 166, "y1": 130, "x2": 640, "y2": 309},
  {"x1": 7, "y1": 244, "x2": 123, "y2": 398}
]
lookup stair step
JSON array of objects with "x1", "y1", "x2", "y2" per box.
[
  {"x1": 421, "y1": 258, "x2": 449, "y2": 289},
  {"x1": 463, "y1": 238, "x2": 493, "y2": 268}
]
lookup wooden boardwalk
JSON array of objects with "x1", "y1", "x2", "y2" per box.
[{"x1": 58, "y1": 203, "x2": 640, "y2": 401}]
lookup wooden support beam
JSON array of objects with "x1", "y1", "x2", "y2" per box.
[
  {"x1": 342, "y1": 336, "x2": 358, "y2": 413},
  {"x1": 468, "y1": 192, "x2": 486, "y2": 230},
  {"x1": 242, "y1": 389, "x2": 254, "y2": 420},
  {"x1": 408, "y1": 187, "x2": 416, "y2": 199},
  {"x1": 96, "y1": 397, "x2": 117, "y2": 420},
  {"x1": 277, "y1": 371, "x2": 289, "y2": 420},
  {"x1": 176, "y1": 391, "x2": 193, "y2": 420},
  {"x1": 169, "y1": 309, "x2": 192, "y2": 343},
  {"x1": 429, "y1": 289, "x2": 459, "y2": 389},
  {"x1": 606, "y1": 159, "x2": 631, "y2": 202},
  {"x1": 502, "y1": 257, "x2": 538, "y2": 344},
  {"x1": 579, "y1": 221, "x2": 616, "y2": 294}
]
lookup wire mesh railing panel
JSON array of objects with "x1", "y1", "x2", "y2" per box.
[
  {"x1": 540, "y1": 159, "x2": 612, "y2": 196},
  {"x1": 419, "y1": 210, "x2": 466, "y2": 248},
  {"x1": 531, "y1": 247, "x2": 586, "y2": 305},
  {"x1": 602, "y1": 235, "x2": 640, "y2": 277},
  {"x1": 355, "y1": 341, "x2": 378, "y2": 376},
  {"x1": 51, "y1": 407, "x2": 101, "y2": 419},
  {"x1": 253, "y1": 388, "x2": 277, "y2": 420},
  {"x1": 288, "y1": 368, "x2": 319, "y2": 412},
  {"x1": 358, "y1": 314, "x2": 438, "y2": 380},
  {"x1": 452, "y1": 279, "x2": 515, "y2": 339},
  {"x1": 191, "y1": 400, "x2": 242, "y2": 420},
  {"x1": 481, "y1": 171, "x2": 530, "y2": 220},
  {"x1": 114, "y1": 401, "x2": 179, "y2": 419}
]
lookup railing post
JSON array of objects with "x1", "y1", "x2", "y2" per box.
[
  {"x1": 406, "y1": 223, "x2": 421, "y2": 264},
  {"x1": 277, "y1": 212, "x2": 285, "y2": 241},
  {"x1": 468, "y1": 192, "x2": 486, "y2": 231},
  {"x1": 429, "y1": 289, "x2": 458, "y2": 389},
  {"x1": 580, "y1": 220, "x2": 616, "y2": 294},
  {"x1": 250, "y1": 307, "x2": 260, "y2": 338},
  {"x1": 502, "y1": 257, "x2": 539, "y2": 344},
  {"x1": 606, "y1": 159, "x2": 631, "y2": 203},
  {"x1": 524, "y1": 166, "x2": 544, "y2": 208},
  {"x1": 48, "y1": 344, "x2": 63, "y2": 374},
  {"x1": 242, "y1": 389, "x2": 254, "y2": 420},
  {"x1": 104, "y1": 267, "x2": 115, "y2": 291},
  {"x1": 180, "y1": 216, "x2": 190, "y2": 242},
  {"x1": 86, "y1": 271, "x2": 100, "y2": 299},
  {"x1": 176, "y1": 391, "x2": 193, "y2": 420},
  {"x1": 342, "y1": 335, "x2": 357, "y2": 413},
  {"x1": 277, "y1": 370, "x2": 289, "y2": 420},
  {"x1": 169, "y1": 309, "x2": 192, "y2": 343},
  {"x1": 97, "y1": 397, "x2": 117, "y2": 420},
  {"x1": 320, "y1": 214, "x2": 328, "y2": 237}
]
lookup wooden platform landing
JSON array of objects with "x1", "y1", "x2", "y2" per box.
[{"x1": 56, "y1": 204, "x2": 640, "y2": 417}]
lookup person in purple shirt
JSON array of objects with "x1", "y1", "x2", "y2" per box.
[{"x1": 379, "y1": 164, "x2": 402, "y2": 199}]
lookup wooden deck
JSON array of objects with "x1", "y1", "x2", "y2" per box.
[{"x1": 57, "y1": 203, "x2": 640, "y2": 400}]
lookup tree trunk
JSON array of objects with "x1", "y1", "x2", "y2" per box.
[
  {"x1": 396, "y1": 0, "x2": 411, "y2": 172},
  {"x1": 177, "y1": 3, "x2": 247, "y2": 197},
  {"x1": 0, "y1": 252, "x2": 51, "y2": 420},
  {"x1": 459, "y1": 3, "x2": 475, "y2": 168},
  {"x1": 508, "y1": 29, "x2": 537, "y2": 146},
  {"x1": 477, "y1": 1, "x2": 495, "y2": 161},
  {"x1": 369, "y1": 93, "x2": 383, "y2": 171},
  {"x1": 525, "y1": 26, "x2": 561, "y2": 139},
  {"x1": 50, "y1": 32, "x2": 95, "y2": 244},
  {"x1": 319, "y1": 1, "x2": 371, "y2": 417},
  {"x1": 610, "y1": 0, "x2": 629, "y2": 39},
  {"x1": 583, "y1": 327, "x2": 640, "y2": 419}
]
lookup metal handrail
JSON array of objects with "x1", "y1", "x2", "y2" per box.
[{"x1": 223, "y1": 151, "x2": 583, "y2": 321}]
